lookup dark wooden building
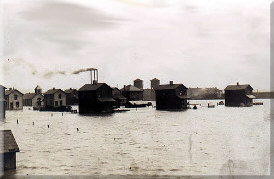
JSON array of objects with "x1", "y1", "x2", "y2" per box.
[
  {"x1": 0, "y1": 85, "x2": 6, "y2": 119},
  {"x1": 120, "y1": 85, "x2": 143, "y2": 101},
  {"x1": 0, "y1": 130, "x2": 20, "y2": 170},
  {"x1": 224, "y1": 83, "x2": 255, "y2": 107},
  {"x1": 64, "y1": 88, "x2": 78, "y2": 105},
  {"x1": 78, "y1": 83, "x2": 115, "y2": 113},
  {"x1": 155, "y1": 81, "x2": 189, "y2": 110},
  {"x1": 112, "y1": 87, "x2": 127, "y2": 108}
]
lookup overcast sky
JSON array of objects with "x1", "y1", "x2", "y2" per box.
[{"x1": 0, "y1": 0, "x2": 271, "y2": 93}]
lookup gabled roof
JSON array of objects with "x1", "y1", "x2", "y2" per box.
[
  {"x1": 5, "y1": 89, "x2": 23, "y2": 96},
  {"x1": 120, "y1": 85, "x2": 142, "y2": 92},
  {"x1": 23, "y1": 93, "x2": 35, "y2": 100},
  {"x1": 78, "y1": 83, "x2": 106, "y2": 91},
  {"x1": 134, "y1": 78, "x2": 143, "y2": 81},
  {"x1": 44, "y1": 89, "x2": 64, "y2": 95},
  {"x1": 64, "y1": 88, "x2": 77, "y2": 94},
  {"x1": 154, "y1": 84, "x2": 187, "y2": 90},
  {"x1": 224, "y1": 84, "x2": 253, "y2": 91},
  {"x1": 0, "y1": 130, "x2": 20, "y2": 153},
  {"x1": 0, "y1": 85, "x2": 6, "y2": 89}
]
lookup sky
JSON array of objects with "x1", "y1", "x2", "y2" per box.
[{"x1": 0, "y1": 0, "x2": 271, "y2": 93}]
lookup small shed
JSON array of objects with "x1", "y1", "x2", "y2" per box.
[
  {"x1": 78, "y1": 83, "x2": 115, "y2": 113},
  {"x1": 155, "y1": 81, "x2": 189, "y2": 110},
  {"x1": 224, "y1": 83, "x2": 255, "y2": 107},
  {"x1": 0, "y1": 130, "x2": 20, "y2": 170}
]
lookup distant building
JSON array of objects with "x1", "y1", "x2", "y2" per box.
[
  {"x1": 44, "y1": 88, "x2": 67, "y2": 108},
  {"x1": 112, "y1": 87, "x2": 127, "y2": 108},
  {"x1": 224, "y1": 83, "x2": 255, "y2": 107},
  {"x1": 23, "y1": 85, "x2": 44, "y2": 108},
  {"x1": 134, "y1": 79, "x2": 143, "y2": 90},
  {"x1": 155, "y1": 81, "x2": 188, "y2": 110},
  {"x1": 151, "y1": 78, "x2": 160, "y2": 89},
  {"x1": 0, "y1": 85, "x2": 6, "y2": 119},
  {"x1": 78, "y1": 83, "x2": 115, "y2": 113},
  {"x1": 5, "y1": 88, "x2": 23, "y2": 110},
  {"x1": 0, "y1": 130, "x2": 20, "y2": 170},
  {"x1": 187, "y1": 87, "x2": 223, "y2": 99},
  {"x1": 143, "y1": 89, "x2": 155, "y2": 101},
  {"x1": 64, "y1": 88, "x2": 78, "y2": 105},
  {"x1": 120, "y1": 85, "x2": 143, "y2": 101}
]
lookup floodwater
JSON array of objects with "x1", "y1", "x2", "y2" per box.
[{"x1": 0, "y1": 99, "x2": 271, "y2": 176}]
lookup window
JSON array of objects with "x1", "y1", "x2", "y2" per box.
[
  {"x1": 55, "y1": 101, "x2": 58, "y2": 106},
  {"x1": 60, "y1": 100, "x2": 63, "y2": 106},
  {"x1": 14, "y1": 95, "x2": 18, "y2": 100},
  {"x1": 58, "y1": 94, "x2": 61, "y2": 99},
  {"x1": 16, "y1": 102, "x2": 19, "y2": 108}
]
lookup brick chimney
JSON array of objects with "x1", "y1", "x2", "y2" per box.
[{"x1": 237, "y1": 82, "x2": 239, "y2": 86}]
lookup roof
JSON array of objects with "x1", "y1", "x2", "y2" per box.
[
  {"x1": 5, "y1": 89, "x2": 24, "y2": 96},
  {"x1": 151, "y1": 78, "x2": 160, "y2": 81},
  {"x1": 0, "y1": 85, "x2": 6, "y2": 89},
  {"x1": 35, "y1": 85, "x2": 42, "y2": 90},
  {"x1": 64, "y1": 88, "x2": 77, "y2": 94},
  {"x1": 224, "y1": 84, "x2": 253, "y2": 91},
  {"x1": 23, "y1": 93, "x2": 35, "y2": 100},
  {"x1": 113, "y1": 94, "x2": 127, "y2": 100},
  {"x1": 120, "y1": 85, "x2": 142, "y2": 92},
  {"x1": 78, "y1": 83, "x2": 105, "y2": 91},
  {"x1": 0, "y1": 130, "x2": 20, "y2": 153},
  {"x1": 246, "y1": 95, "x2": 256, "y2": 99},
  {"x1": 98, "y1": 98, "x2": 116, "y2": 102},
  {"x1": 44, "y1": 89, "x2": 64, "y2": 95},
  {"x1": 154, "y1": 84, "x2": 187, "y2": 90}
]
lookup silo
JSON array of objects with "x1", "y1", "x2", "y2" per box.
[
  {"x1": 134, "y1": 79, "x2": 143, "y2": 89},
  {"x1": 151, "y1": 78, "x2": 160, "y2": 89}
]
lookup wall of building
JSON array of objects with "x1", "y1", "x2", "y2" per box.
[
  {"x1": 6, "y1": 91, "x2": 23, "y2": 110},
  {"x1": 32, "y1": 94, "x2": 44, "y2": 108},
  {"x1": 3, "y1": 152, "x2": 16, "y2": 170},
  {"x1": 53, "y1": 92, "x2": 66, "y2": 107}
]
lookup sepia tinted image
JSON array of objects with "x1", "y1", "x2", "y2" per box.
[{"x1": 0, "y1": 0, "x2": 271, "y2": 178}]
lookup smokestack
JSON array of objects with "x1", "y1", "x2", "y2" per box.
[{"x1": 170, "y1": 81, "x2": 173, "y2": 85}]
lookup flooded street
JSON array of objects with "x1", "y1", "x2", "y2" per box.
[{"x1": 1, "y1": 99, "x2": 270, "y2": 176}]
